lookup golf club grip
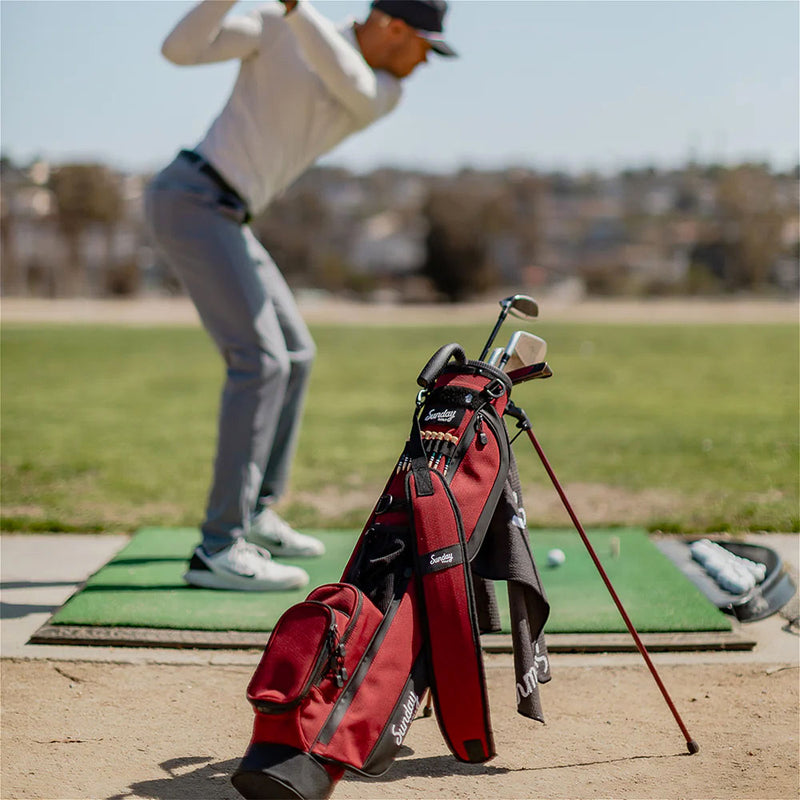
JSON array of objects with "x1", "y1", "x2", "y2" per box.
[{"x1": 417, "y1": 344, "x2": 467, "y2": 388}]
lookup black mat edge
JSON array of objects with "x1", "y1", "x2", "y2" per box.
[{"x1": 28, "y1": 623, "x2": 755, "y2": 652}]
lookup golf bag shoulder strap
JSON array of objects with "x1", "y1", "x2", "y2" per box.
[{"x1": 406, "y1": 467, "x2": 495, "y2": 764}]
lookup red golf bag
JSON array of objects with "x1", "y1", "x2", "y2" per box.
[{"x1": 232, "y1": 344, "x2": 551, "y2": 800}]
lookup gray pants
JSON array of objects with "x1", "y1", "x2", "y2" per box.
[{"x1": 144, "y1": 154, "x2": 315, "y2": 552}]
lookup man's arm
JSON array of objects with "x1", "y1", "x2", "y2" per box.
[
  {"x1": 161, "y1": 0, "x2": 261, "y2": 65},
  {"x1": 284, "y1": 2, "x2": 401, "y2": 126}
]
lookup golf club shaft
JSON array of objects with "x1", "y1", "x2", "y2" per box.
[
  {"x1": 498, "y1": 329, "x2": 528, "y2": 370},
  {"x1": 521, "y1": 424, "x2": 699, "y2": 754},
  {"x1": 479, "y1": 294, "x2": 539, "y2": 362},
  {"x1": 478, "y1": 309, "x2": 510, "y2": 362}
]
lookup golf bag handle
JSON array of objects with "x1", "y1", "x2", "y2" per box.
[{"x1": 417, "y1": 343, "x2": 467, "y2": 389}]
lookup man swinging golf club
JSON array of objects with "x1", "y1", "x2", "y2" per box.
[{"x1": 144, "y1": 0, "x2": 457, "y2": 591}]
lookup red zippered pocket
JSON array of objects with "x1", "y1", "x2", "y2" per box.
[
  {"x1": 246, "y1": 583, "x2": 381, "y2": 715},
  {"x1": 247, "y1": 600, "x2": 343, "y2": 713}
]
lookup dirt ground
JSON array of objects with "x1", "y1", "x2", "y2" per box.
[
  {"x1": 2, "y1": 295, "x2": 798, "y2": 327},
  {"x1": 1, "y1": 656, "x2": 798, "y2": 800}
]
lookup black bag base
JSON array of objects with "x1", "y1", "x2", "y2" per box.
[{"x1": 231, "y1": 742, "x2": 335, "y2": 800}]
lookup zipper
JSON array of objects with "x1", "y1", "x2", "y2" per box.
[
  {"x1": 313, "y1": 585, "x2": 408, "y2": 748},
  {"x1": 328, "y1": 587, "x2": 364, "y2": 688}
]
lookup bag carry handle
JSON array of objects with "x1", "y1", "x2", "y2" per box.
[{"x1": 417, "y1": 343, "x2": 467, "y2": 389}]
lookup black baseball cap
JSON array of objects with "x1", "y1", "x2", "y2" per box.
[{"x1": 370, "y1": 0, "x2": 457, "y2": 57}]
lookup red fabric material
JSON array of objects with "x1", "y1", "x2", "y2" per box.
[
  {"x1": 247, "y1": 604, "x2": 336, "y2": 707},
  {"x1": 247, "y1": 585, "x2": 383, "y2": 752},
  {"x1": 420, "y1": 370, "x2": 509, "y2": 552},
  {"x1": 312, "y1": 586, "x2": 423, "y2": 768},
  {"x1": 410, "y1": 470, "x2": 494, "y2": 763}
]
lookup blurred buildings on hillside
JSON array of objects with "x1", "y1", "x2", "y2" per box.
[{"x1": 1, "y1": 155, "x2": 798, "y2": 301}]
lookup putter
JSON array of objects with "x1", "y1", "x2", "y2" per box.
[
  {"x1": 478, "y1": 294, "x2": 539, "y2": 362},
  {"x1": 504, "y1": 400, "x2": 700, "y2": 756}
]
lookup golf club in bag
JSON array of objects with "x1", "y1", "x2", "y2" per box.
[{"x1": 232, "y1": 295, "x2": 697, "y2": 800}]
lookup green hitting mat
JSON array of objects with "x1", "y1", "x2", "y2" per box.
[{"x1": 40, "y1": 527, "x2": 731, "y2": 644}]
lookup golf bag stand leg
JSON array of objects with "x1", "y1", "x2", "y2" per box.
[{"x1": 504, "y1": 401, "x2": 699, "y2": 755}]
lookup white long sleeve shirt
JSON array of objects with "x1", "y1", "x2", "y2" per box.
[{"x1": 161, "y1": 1, "x2": 402, "y2": 214}]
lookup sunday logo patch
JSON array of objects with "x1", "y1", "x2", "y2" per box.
[
  {"x1": 418, "y1": 543, "x2": 463, "y2": 575},
  {"x1": 423, "y1": 405, "x2": 465, "y2": 428}
]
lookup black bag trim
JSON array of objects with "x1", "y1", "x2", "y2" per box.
[
  {"x1": 440, "y1": 360, "x2": 512, "y2": 392},
  {"x1": 425, "y1": 386, "x2": 485, "y2": 411},
  {"x1": 464, "y1": 406, "x2": 511, "y2": 561},
  {"x1": 409, "y1": 410, "x2": 433, "y2": 497},
  {"x1": 232, "y1": 742, "x2": 334, "y2": 800},
  {"x1": 357, "y1": 652, "x2": 429, "y2": 776}
]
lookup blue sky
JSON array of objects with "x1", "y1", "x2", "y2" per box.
[{"x1": 1, "y1": 1, "x2": 798, "y2": 175}]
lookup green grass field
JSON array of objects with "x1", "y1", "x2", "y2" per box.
[{"x1": 2, "y1": 318, "x2": 797, "y2": 534}]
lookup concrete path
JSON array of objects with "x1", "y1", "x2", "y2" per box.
[{"x1": 1, "y1": 532, "x2": 797, "y2": 668}]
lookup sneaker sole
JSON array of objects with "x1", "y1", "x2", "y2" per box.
[
  {"x1": 184, "y1": 569, "x2": 309, "y2": 592},
  {"x1": 245, "y1": 536, "x2": 326, "y2": 559}
]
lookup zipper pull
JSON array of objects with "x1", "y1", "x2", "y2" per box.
[
  {"x1": 327, "y1": 623, "x2": 340, "y2": 666},
  {"x1": 329, "y1": 630, "x2": 347, "y2": 688},
  {"x1": 334, "y1": 644, "x2": 348, "y2": 688},
  {"x1": 476, "y1": 414, "x2": 488, "y2": 446}
]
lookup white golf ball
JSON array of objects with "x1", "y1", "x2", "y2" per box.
[{"x1": 547, "y1": 548, "x2": 566, "y2": 567}]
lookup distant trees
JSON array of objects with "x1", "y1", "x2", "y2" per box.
[
  {"x1": 421, "y1": 171, "x2": 540, "y2": 302},
  {"x1": 690, "y1": 165, "x2": 789, "y2": 292},
  {"x1": 421, "y1": 186, "x2": 492, "y2": 302},
  {"x1": 715, "y1": 166, "x2": 785, "y2": 289},
  {"x1": 49, "y1": 164, "x2": 125, "y2": 295},
  {"x1": 2, "y1": 154, "x2": 796, "y2": 300}
]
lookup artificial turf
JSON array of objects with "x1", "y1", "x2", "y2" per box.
[{"x1": 49, "y1": 526, "x2": 730, "y2": 633}]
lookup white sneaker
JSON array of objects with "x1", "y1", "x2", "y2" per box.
[
  {"x1": 247, "y1": 508, "x2": 326, "y2": 558},
  {"x1": 184, "y1": 538, "x2": 309, "y2": 592}
]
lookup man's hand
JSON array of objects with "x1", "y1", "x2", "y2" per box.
[{"x1": 279, "y1": 0, "x2": 298, "y2": 13}]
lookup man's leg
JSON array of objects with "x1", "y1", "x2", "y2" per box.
[
  {"x1": 144, "y1": 158, "x2": 309, "y2": 570},
  {"x1": 248, "y1": 226, "x2": 316, "y2": 505},
  {"x1": 236, "y1": 229, "x2": 326, "y2": 558}
]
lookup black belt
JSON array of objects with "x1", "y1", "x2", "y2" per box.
[{"x1": 179, "y1": 149, "x2": 251, "y2": 223}]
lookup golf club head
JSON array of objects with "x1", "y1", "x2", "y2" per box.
[
  {"x1": 507, "y1": 361, "x2": 553, "y2": 384},
  {"x1": 503, "y1": 332, "x2": 547, "y2": 373},
  {"x1": 505, "y1": 294, "x2": 539, "y2": 320},
  {"x1": 479, "y1": 294, "x2": 539, "y2": 362}
]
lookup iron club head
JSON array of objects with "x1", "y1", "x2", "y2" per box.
[{"x1": 503, "y1": 332, "x2": 547, "y2": 373}]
